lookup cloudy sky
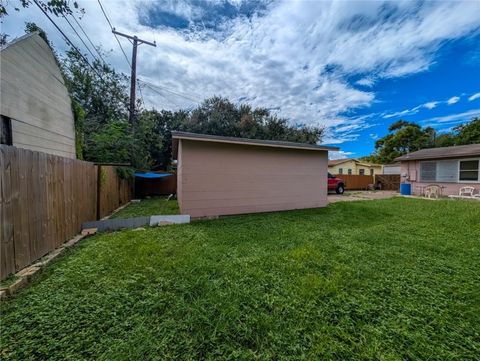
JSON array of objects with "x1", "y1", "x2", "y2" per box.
[{"x1": 2, "y1": 0, "x2": 480, "y2": 158}]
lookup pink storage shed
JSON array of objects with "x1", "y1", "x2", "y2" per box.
[{"x1": 172, "y1": 132, "x2": 339, "y2": 218}]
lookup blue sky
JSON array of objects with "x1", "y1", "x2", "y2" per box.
[{"x1": 2, "y1": 0, "x2": 480, "y2": 159}]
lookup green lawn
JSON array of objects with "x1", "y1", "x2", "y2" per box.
[
  {"x1": 110, "y1": 197, "x2": 179, "y2": 219},
  {"x1": 1, "y1": 198, "x2": 479, "y2": 360}
]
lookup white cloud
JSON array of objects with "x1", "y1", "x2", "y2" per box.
[
  {"x1": 468, "y1": 92, "x2": 480, "y2": 101},
  {"x1": 423, "y1": 101, "x2": 439, "y2": 109},
  {"x1": 383, "y1": 108, "x2": 419, "y2": 119},
  {"x1": 383, "y1": 96, "x2": 462, "y2": 119},
  {"x1": 447, "y1": 96, "x2": 460, "y2": 105},
  {"x1": 2, "y1": 0, "x2": 480, "y2": 145},
  {"x1": 356, "y1": 77, "x2": 375, "y2": 87},
  {"x1": 329, "y1": 151, "x2": 354, "y2": 160},
  {"x1": 421, "y1": 109, "x2": 480, "y2": 125}
]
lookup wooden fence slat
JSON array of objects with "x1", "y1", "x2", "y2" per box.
[
  {"x1": 27, "y1": 150, "x2": 39, "y2": 261},
  {"x1": 57, "y1": 156, "x2": 66, "y2": 246},
  {"x1": 13, "y1": 148, "x2": 31, "y2": 270},
  {"x1": 39, "y1": 152, "x2": 49, "y2": 258},
  {"x1": 375, "y1": 174, "x2": 400, "y2": 191},
  {"x1": 46, "y1": 155, "x2": 55, "y2": 252},
  {"x1": 0, "y1": 146, "x2": 16, "y2": 278}
]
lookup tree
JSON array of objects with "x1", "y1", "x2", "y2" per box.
[
  {"x1": 366, "y1": 117, "x2": 480, "y2": 164},
  {"x1": 137, "y1": 110, "x2": 188, "y2": 169},
  {"x1": 25, "y1": 22, "x2": 51, "y2": 46},
  {"x1": 1, "y1": 0, "x2": 82, "y2": 19},
  {"x1": 184, "y1": 96, "x2": 324, "y2": 143},
  {"x1": 454, "y1": 117, "x2": 480, "y2": 145},
  {"x1": 367, "y1": 120, "x2": 435, "y2": 163},
  {"x1": 0, "y1": 33, "x2": 8, "y2": 46}
]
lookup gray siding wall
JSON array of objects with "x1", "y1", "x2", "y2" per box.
[{"x1": 0, "y1": 33, "x2": 76, "y2": 158}]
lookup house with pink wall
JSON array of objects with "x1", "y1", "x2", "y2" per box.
[
  {"x1": 172, "y1": 132, "x2": 339, "y2": 218},
  {"x1": 395, "y1": 144, "x2": 480, "y2": 196}
]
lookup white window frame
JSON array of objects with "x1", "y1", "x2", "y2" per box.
[{"x1": 458, "y1": 158, "x2": 480, "y2": 183}]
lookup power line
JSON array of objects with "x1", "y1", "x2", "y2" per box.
[
  {"x1": 61, "y1": 13, "x2": 100, "y2": 64},
  {"x1": 32, "y1": 0, "x2": 105, "y2": 81},
  {"x1": 97, "y1": 0, "x2": 131, "y2": 68},
  {"x1": 70, "y1": 13, "x2": 108, "y2": 65},
  {"x1": 137, "y1": 79, "x2": 146, "y2": 108},
  {"x1": 138, "y1": 79, "x2": 200, "y2": 103},
  {"x1": 142, "y1": 82, "x2": 185, "y2": 108}
]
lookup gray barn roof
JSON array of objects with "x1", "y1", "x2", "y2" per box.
[{"x1": 395, "y1": 144, "x2": 480, "y2": 161}]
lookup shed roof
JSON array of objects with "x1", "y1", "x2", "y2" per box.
[
  {"x1": 395, "y1": 144, "x2": 480, "y2": 161},
  {"x1": 172, "y1": 131, "x2": 339, "y2": 157}
]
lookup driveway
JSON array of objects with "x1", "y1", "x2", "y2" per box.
[{"x1": 328, "y1": 190, "x2": 398, "y2": 203}]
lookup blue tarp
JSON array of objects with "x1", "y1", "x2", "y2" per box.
[{"x1": 134, "y1": 172, "x2": 173, "y2": 179}]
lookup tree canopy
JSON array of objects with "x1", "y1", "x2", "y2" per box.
[{"x1": 364, "y1": 118, "x2": 480, "y2": 164}]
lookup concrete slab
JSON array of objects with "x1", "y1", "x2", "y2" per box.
[
  {"x1": 328, "y1": 190, "x2": 398, "y2": 203},
  {"x1": 150, "y1": 215, "x2": 190, "y2": 226},
  {"x1": 82, "y1": 217, "x2": 151, "y2": 232}
]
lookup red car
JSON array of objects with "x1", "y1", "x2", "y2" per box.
[{"x1": 328, "y1": 173, "x2": 345, "y2": 194}]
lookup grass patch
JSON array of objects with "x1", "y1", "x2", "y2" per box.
[
  {"x1": 110, "y1": 197, "x2": 179, "y2": 219},
  {"x1": 0, "y1": 274, "x2": 19, "y2": 289},
  {"x1": 1, "y1": 198, "x2": 479, "y2": 360}
]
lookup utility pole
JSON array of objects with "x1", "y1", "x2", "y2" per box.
[{"x1": 112, "y1": 29, "x2": 156, "y2": 125}]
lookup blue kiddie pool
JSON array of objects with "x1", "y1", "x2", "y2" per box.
[{"x1": 400, "y1": 183, "x2": 411, "y2": 196}]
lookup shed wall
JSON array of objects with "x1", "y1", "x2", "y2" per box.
[
  {"x1": 177, "y1": 139, "x2": 328, "y2": 218},
  {"x1": 0, "y1": 34, "x2": 76, "y2": 158}
]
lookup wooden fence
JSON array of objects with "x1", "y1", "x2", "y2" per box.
[
  {"x1": 335, "y1": 174, "x2": 374, "y2": 190},
  {"x1": 97, "y1": 165, "x2": 133, "y2": 219},
  {"x1": 0, "y1": 146, "x2": 132, "y2": 280},
  {"x1": 375, "y1": 174, "x2": 400, "y2": 191}
]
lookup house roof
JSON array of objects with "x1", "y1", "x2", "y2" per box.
[
  {"x1": 328, "y1": 158, "x2": 382, "y2": 167},
  {"x1": 395, "y1": 144, "x2": 480, "y2": 161},
  {"x1": 172, "y1": 131, "x2": 339, "y2": 157},
  {"x1": 328, "y1": 158, "x2": 354, "y2": 166}
]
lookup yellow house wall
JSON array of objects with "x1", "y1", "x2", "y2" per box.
[
  {"x1": 329, "y1": 160, "x2": 357, "y2": 175},
  {"x1": 329, "y1": 161, "x2": 383, "y2": 175}
]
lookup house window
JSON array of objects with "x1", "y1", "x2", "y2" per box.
[
  {"x1": 348, "y1": 169, "x2": 352, "y2": 175},
  {"x1": 359, "y1": 169, "x2": 365, "y2": 175},
  {"x1": 459, "y1": 160, "x2": 479, "y2": 182},
  {"x1": 1, "y1": 115, "x2": 12, "y2": 145},
  {"x1": 370, "y1": 169, "x2": 374, "y2": 176},
  {"x1": 437, "y1": 160, "x2": 458, "y2": 182},
  {"x1": 420, "y1": 161, "x2": 436, "y2": 182},
  {"x1": 338, "y1": 168, "x2": 343, "y2": 174}
]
